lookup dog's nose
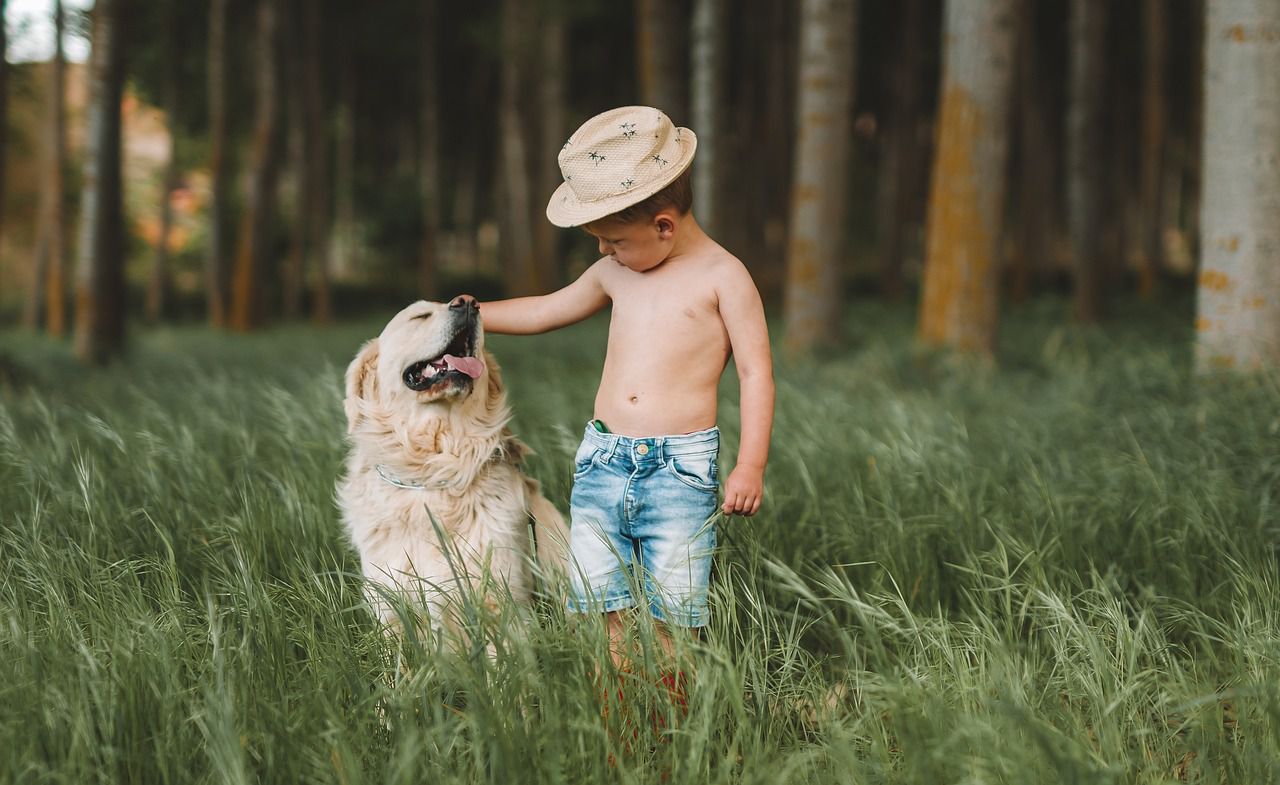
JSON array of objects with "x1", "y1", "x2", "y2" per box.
[{"x1": 450, "y1": 295, "x2": 478, "y2": 312}]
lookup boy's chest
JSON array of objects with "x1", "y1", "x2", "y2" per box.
[{"x1": 605, "y1": 268, "x2": 720, "y2": 325}]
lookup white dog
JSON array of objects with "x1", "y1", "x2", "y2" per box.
[{"x1": 337, "y1": 296, "x2": 567, "y2": 637}]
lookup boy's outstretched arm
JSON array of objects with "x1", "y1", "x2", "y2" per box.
[
  {"x1": 718, "y1": 262, "x2": 775, "y2": 517},
  {"x1": 476, "y1": 261, "x2": 610, "y2": 334}
]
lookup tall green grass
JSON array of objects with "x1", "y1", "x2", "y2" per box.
[{"x1": 2, "y1": 298, "x2": 1278, "y2": 783}]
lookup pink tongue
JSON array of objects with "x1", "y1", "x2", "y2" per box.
[{"x1": 443, "y1": 354, "x2": 484, "y2": 378}]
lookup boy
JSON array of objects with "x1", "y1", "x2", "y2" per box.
[{"x1": 470, "y1": 106, "x2": 773, "y2": 666}]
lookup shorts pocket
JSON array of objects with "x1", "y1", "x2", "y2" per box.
[{"x1": 666, "y1": 451, "x2": 718, "y2": 492}]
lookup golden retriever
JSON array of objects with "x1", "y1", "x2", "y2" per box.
[{"x1": 337, "y1": 296, "x2": 567, "y2": 638}]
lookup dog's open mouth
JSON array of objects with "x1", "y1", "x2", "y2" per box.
[{"x1": 402, "y1": 327, "x2": 485, "y2": 391}]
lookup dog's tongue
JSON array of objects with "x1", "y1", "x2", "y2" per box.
[{"x1": 443, "y1": 354, "x2": 484, "y2": 378}]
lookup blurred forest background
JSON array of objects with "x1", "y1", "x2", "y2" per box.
[{"x1": 0, "y1": 0, "x2": 1276, "y2": 369}]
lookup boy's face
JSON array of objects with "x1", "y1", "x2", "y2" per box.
[{"x1": 583, "y1": 212, "x2": 676, "y2": 273}]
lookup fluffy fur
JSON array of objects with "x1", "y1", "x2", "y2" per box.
[{"x1": 337, "y1": 300, "x2": 568, "y2": 636}]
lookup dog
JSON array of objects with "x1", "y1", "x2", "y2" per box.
[{"x1": 337, "y1": 295, "x2": 568, "y2": 639}]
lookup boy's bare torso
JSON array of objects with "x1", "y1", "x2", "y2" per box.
[{"x1": 594, "y1": 250, "x2": 735, "y2": 437}]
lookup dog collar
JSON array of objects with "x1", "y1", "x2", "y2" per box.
[{"x1": 374, "y1": 464, "x2": 444, "y2": 490}]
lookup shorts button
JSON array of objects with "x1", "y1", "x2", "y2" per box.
[{"x1": 636, "y1": 444, "x2": 649, "y2": 456}]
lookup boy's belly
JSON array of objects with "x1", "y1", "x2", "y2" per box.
[{"x1": 593, "y1": 365, "x2": 722, "y2": 437}]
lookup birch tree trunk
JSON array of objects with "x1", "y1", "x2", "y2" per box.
[
  {"x1": 636, "y1": 0, "x2": 687, "y2": 120},
  {"x1": 498, "y1": 0, "x2": 537, "y2": 296},
  {"x1": 147, "y1": 0, "x2": 177, "y2": 323},
  {"x1": 1195, "y1": 0, "x2": 1280, "y2": 372},
  {"x1": 74, "y1": 0, "x2": 128, "y2": 364},
  {"x1": 229, "y1": 0, "x2": 281, "y2": 331},
  {"x1": 418, "y1": 0, "x2": 441, "y2": 299},
  {"x1": 917, "y1": 0, "x2": 1016, "y2": 356},
  {"x1": 1066, "y1": 0, "x2": 1107, "y2": 323},
  {"x1": 206, "y1": 0, "x2": 231, "y2": 327},
  {"x1": 690, "y1": 0, "x2": 725, "y2": 235},
  {"x1": 783, "y1": 0, "x2": 856, "y2": 353}
]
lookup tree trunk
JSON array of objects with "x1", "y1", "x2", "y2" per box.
[
  {"x1": 332, "y1": 50, "x2": 356, "y2": 282},
  {"x1": 229, "y1": 0, "x2": 282, "y2": 331},
  {"x1": 1195, "y1": 0, "x2": 1280, "y2": 372},
  {"x1": 532, "y1": 3, "x2": 566, "y2": 290},
  {"x1": 636, "y1": 0, "x2": 687, "y2": 121},
  {"x1": 418, "y1": 0, "x2": 442, "y2": 300},
  {"x1": 498, "y1": 0, "x2": 538, "y2": 296},
  {"x1": 1010, "y1": 0, "x2": 1053, "y2": 305},
  {"x1": 305, "y1": 1, "x2": 332, "y2": 323},
  {"x1": 918, "y1": 0, "x2": 1016, "y2": 356},
  {"x1": 281, "y1": 0, "x2": 306, "y2": 320},
  {"x1": 876, "y1": 0, "x2": 923, "y2": 303},
  {"x1": 147, "y1": 0, "x2": 177, "y2": 323},
  {"x1": 206, "y1": 0, "x2": 231, "y2": 327},
  {"x1": 0, "y1": 0, "x2": 7, "y2": 269},
  {"x1": 783, "y1": 0, "x2": 856, "y2": 354},
  {"x1": 690, "y1": 0, "x2": 725, "y2": 236},
  {"x1": 1136, "y1": 0, "x2": 1167, "y2": 298},
  {"x1": 74, "y1": 0, "x2": 128, "y2": 364},
  {"x1": 1066, "y1": 0, "x2": 1107, "y2": 323}
]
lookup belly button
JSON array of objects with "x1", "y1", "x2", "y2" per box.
[{"x1": 629, "y1": 395, "x2": 639, "y2": 404}]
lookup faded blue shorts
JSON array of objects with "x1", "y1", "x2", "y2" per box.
[{"x1": 566, "y1": 422, "x2": 719, "y2": 627}]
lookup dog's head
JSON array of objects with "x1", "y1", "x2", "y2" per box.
[{"x1": 344, "y1": 297, "x2": 505, "y2": 442}]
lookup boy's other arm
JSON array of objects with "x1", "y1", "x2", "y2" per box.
[
  {"x1": 717, "y1": 262, "x2": 775, "y2": 517},
  {"x1": 477, "y1": 260, "x2": 610, "y2": 335}
]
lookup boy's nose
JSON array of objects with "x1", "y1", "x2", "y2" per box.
[
  {"x1": 450, "y1": 294, "x2": 478, "y2": 312},
  {"x1": 597, "y1": 238, "x2": 611, "y2": 255}
]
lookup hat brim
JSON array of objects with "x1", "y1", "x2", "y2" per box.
[{"x1": 545, "y1": 128, "x2": 697, "y2": 228}]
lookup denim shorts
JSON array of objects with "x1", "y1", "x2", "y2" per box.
[{"x1": 566, "y1": 422, "x2": 720, "y2": 627}]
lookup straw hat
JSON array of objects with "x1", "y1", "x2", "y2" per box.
[{"x1": 546, "y1": 106, "x2": 697, "y2": 228}]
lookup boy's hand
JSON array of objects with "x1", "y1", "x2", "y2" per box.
[{"x1": 721, "y1": 464, "x2": 764, "y2": 516}]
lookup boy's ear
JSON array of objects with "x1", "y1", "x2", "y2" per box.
[
  {"x1": 654, "y1": 211, "x2": 676, "y2": 238},
  {"x1": 344, "y1": 338, "x2": 380, "y2": 433}
]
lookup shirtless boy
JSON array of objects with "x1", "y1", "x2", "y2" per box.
[{"x1": 464, "y1": 106, "x2": 774, "y2": 666}]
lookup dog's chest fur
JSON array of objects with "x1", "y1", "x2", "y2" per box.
[{"x1": 339, "y1": 456, "x2": 534, "y2": 612}]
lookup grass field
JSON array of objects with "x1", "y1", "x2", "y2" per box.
[{"x1": 2, "y1": 298, "x2": 1278, "y2": 784}]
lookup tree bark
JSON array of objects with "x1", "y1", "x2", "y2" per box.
[
  {"x1": 783, "y1": 0, "x2": 857, "y2": 353},
  {"x1": 74, "y1": 0, "x2": 128, "y2": 364},
  {"x1": 281, "y1": 0, "x2": 307, "y2": 320},
  {"x1": 876, "y1": 0, "x2": 923, "y2": 303},
  {"x1": 498, "y1": 0, "x2": 538, "y2": 296},
  {"x1": 229, "y1": 0, "x2": 282, "y2": 331},
  {"x1": 418, "y1": 0, "x2": 442, "y2": 300},
  {"x1": 0, "y1": 0, "x2": 7, "y2": 272},
  {"x1": 917, "y1": 0, "x2": 1016, "y2": 356},
  {"x1": 1136, "y1": 0, "x2": 1167, "y2": 298},
  {"x1": 636, "y1": 0, "x2": 687, "y2": 121},
  {"x1": 305, "y1": 1, "x2": 332, "y2": 323},
  {"x1": 206, "y1": 0, "x2": 231, "y2": 327},
  {"x1": 332, "y1": 50, "x2": 356, "y2": 282},
  {"x1": 690, "y1": 0, "x2": 725, "y2": 236},
  {"x1": 25, "y1": 2, "x2": 67, "y2": 333},
  {"x1": 1010, "y1": 0, "x2": 1053, "y2": 305},
  {"x1": 1195, "y1": 0, "x2": 1280, "y2": 372},
  {"x1": 532, "y1": 3, "x2": 566, "y2": 290},
  {"x1": 1066, "y1": 0, "x2": 1107, "y2": 323},
  {"x1": 147, "y1": 0, "x2": 178, "y2": 323}
]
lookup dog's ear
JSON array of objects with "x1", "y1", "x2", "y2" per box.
[
  {"x1": 482, "y1": 350, "x2": 504, "y2": 408},
  {"x1": 344, "y1": 338, "x2": 380, "y2": 433}
]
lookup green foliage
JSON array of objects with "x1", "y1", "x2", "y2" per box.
[{"x1": 2, "y1": 299, "x2": 1278, "y2": 783}]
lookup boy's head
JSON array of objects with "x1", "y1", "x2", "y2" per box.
[
  {"x1": 545, "y1": 106, "x2": 696, "y2": 230},
  {"x1": 580, "y1": 168, "x2": 693, "y2": 272}
]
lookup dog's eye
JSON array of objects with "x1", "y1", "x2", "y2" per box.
[{"x1": 411, "y1": 312, "x2": 432, "y2": 321}]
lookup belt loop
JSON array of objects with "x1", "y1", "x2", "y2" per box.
[
  {"x1": 606, "y1": 436, "x2": 619, "y2": 463},
  {"x1": 655, "y1": 437, "x2": 666, "y2": 463}
]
